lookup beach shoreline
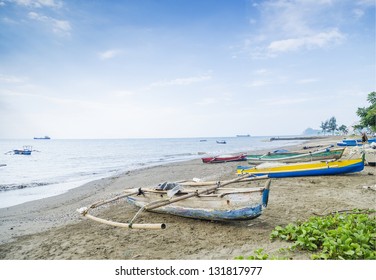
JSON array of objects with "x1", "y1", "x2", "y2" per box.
[{"x1": 0, "y1": 136, "x2": 375, "y2": 260}]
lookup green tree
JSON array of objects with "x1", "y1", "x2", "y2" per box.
[
  {"x1": 356, "y1": 92, "x2": 376, "y2": 132},
  {"x1": 320, "y1": 120, "x2": 329, "y2": 135},
  {"x1": 328, "y1": 116, "x2": 337, "y2": 135},
  {"x1": 320, "y1": 117, "x2": 337, "y2": 135},
  {"x1": 338, "y1": 124, "x2": 348, "y2": 135}
]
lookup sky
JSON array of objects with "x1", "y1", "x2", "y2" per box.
[{"x1": 0, "y1": 0, "x2": 375, "y2": 139}]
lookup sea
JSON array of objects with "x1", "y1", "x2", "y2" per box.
[{"x1": 0, "y1": 137, "x2": 305, "y2": 209}]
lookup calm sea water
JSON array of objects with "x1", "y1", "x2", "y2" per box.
[{"x1": 0, "y1": 137, "x2": 304, "y2": 208}]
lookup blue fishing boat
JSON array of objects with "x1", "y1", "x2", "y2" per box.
[
  {"x1": 12, "y1": 145, "x2": 33, "y2": 155},
  {"x1": 124, "y1": 179, "x2": 271, "y2": 221},
  {"x1": 337, "y1": 139, "x2": 362, "y2": 147},
  {"x1": 78, "y1": 176, "x2": 271, "y2": 229},
  {"x1": 237, "y1": 157, "x2": 364, "y2": 178}
]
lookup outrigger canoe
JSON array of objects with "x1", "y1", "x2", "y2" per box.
[
  {"x1": 246, "y1": 147, "x2": 344, "y2": 164},
  {"x1": 125, "y1": 181, "x2": 270, "y2": 222},
  {"x1": 202, "y1": 153, "x2": 247, "y2": 163},
  {"x1": 78, "y1": 175, "x2": 271, "y2": 229},
  {"x1": 237, "y1": 157, "x2": 364, "y2": 178}
]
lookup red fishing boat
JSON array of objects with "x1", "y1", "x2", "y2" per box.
[{"x1": 202, "y1": 153, "x2": 247, "y2": 163}]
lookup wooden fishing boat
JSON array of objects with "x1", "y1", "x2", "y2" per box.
[
  {"x1": 125, "y1": 181, "x2": 270, "y2": 222},
  {"x1": 246, "y1": 147, "x2": 344, "y2": 164},
  {"x1": 237, "y1": 157, "x2": 364, "y2": 178},
  {"x1": 78, "y1": 175, "x2": 271, "y2": 229},
  {"x1": 202, "y1": 153, "x2": 247, "y2": 163}
]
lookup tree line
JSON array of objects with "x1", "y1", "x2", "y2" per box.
[{"x1": 320, "y1": 92, "x2": 376, "y2": 135}]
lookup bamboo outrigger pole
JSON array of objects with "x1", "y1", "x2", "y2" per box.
[
  {"x1": 77, "y1": 190, "x2": 166, "y2": 229},
  {"x1": 178, "y1": 174, "x2": 268, "y2": 186},
  {"x1": 81, "y1": 213, "x2": 166, "y2": 230}
]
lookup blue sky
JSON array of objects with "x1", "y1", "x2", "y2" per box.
[{"x1": 0, "y1": 0, "x2": 375, "y2": 139}]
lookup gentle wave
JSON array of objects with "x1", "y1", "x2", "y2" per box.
[
  {"x1": 0, "y1": 182, "x2": 52, "y2": 192},
  {"x1": 163, "y1": 152, "x2": 196, "y2": 158}
]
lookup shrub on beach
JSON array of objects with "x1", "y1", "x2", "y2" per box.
[{"x1": 236, "y1": 209, "x2": 376, "y2": 260}]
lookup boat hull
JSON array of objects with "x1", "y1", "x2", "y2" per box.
[
  {"x1": 13, "y1": 149, "x2": 32, "y2": 155},
  {"x1": 125, "y1": 186, "x2": 270, "y2": 221},
  {"x1": 202, "y1": 154, "x2": 247, "y2": 163},
  {"x1": 246, "y1": 148, "x2": 344, "y2": 164},
  {"x1": 237, "y1": 158, "x2": 364, "y2": 178}
]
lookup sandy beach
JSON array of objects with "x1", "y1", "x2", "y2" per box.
[{"x1": 0, "y1": 136, "x2": 375, "y2": 260}]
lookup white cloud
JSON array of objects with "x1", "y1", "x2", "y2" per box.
[
  {"x1": 0, "y1": 74, "x2": 26, "y2": 83},
  {"x1": 148, "y1": 75, "x2": 212, "y2": 88},
  {"x1": 260, "y1": 97, "x2": 313, "y2": 106},
  {"x1": 196, "y1": 93, "x2": 232, "y2": 106},
  {"x1": 11, "y1": 0, "x2": 62, "y2": 8},
  {"x1": 353, "y1": 8, "x2": 365, "y2": 19},
  {"x1": 241, "y1": 1, "x2": 352, "y2": 58},
  {"x1": 356, "y1": 0, "x2": 376, "y2": 6},
  {"x1": 254, "y1": 69, "x2": 269, "y2": 75},
  {"x1": 247, "y1": 80, "x2": 270, "y2": 87},
  {"x1": 98, "y1": 49, "x2": 122, "y2": 60},
  {"x1": 268, "y1": 29, "x2": 345, "y2": 53},
  {"x1": 28, "y1": 11, "x2": 71, "y2": 36},
  {"x1": 296, "y1": 78, "x2": 319, "y2": 84}
]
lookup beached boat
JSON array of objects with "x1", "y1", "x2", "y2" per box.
[
  {"x1": 78, "y1": 175, "x2": 271, "y2": 229},
  {"x1": 337, "y1": 139, "x2": 362, "y2": 147},
  {"x1": 364, "y1": 147, "x2": 376, "y2": 166},
  {"x1": 237, "y1": 157, "x2": 364, "y2": 178},
  {"x1": 246, "y1": 147, "x2": 345, "y2": 164},
  {"x1": 216, "y1": 140, "x2": 226, "y2": 144},
  {"x1": 125, "y1": 181, "x2": 271, "y2": 222},
  {"x1": 202, "y1": 154, "x2": 247, "y2": 163},
  {"x1": 356, "y1": 138, "x2": 376, "y2": 143}
]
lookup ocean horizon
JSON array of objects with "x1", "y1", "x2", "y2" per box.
[{"x1": 0, "y1": 136, "x2": 306, "y2": 208}]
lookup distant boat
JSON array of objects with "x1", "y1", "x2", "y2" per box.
[
  {"x1": 216, "y1": 140, "x2": 226, "y2": 144},
  {"x1": 12, "y1": 145, "x2": 33, "y2": 155},
  {"x1": 236, "y1": 134, "x2": 250, "y2": 137},
  {"x1": 34, "y1": 136, "x2": 50, "y2": 140},
  {"x1": 199, "y1": 139, "x2": 207, "y2": 142}
]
